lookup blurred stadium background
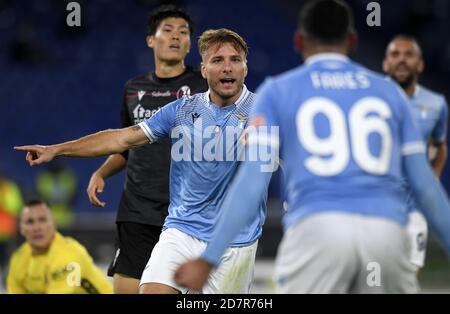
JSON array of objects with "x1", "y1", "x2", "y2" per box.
[{"x1": 1, "y1": 0, "x2": 450, "y2": 293}]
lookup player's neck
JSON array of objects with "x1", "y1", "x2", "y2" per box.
[
  {"x1": 209, "y1": 87, "x2": 243, "y2": 108},
  {"x1": 154, "y1": 60, "x2": 186, "y2": 79},
  {"x1": 303, "y1": 46, "x2": 348, "y2": 60},
  {"x1": 403, "y1": 82, "x2": 418, "y2": 97},
  {"x1": 31, "y1": 243, "x2": 51, "y2": 255}
]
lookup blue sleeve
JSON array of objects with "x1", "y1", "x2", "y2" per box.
[
  {"x1": 404, "y1": 153, "x2": 450, "y2": 258},
  {"x1": 432, "y1": 97, "x2": 448, "y2": 142},
  {"x1": 201, "y1": 160, "x2": 272, "y2": 265},
  {"x1": 138, "y1": 98, "x2": 181, "y2": 142}
]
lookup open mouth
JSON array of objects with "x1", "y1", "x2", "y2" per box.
[
  {"x1": 220, "y1": 78, "x2": 236, "y2": 87},
  {"x1": 169, "y1": 44, "x2": 180, "y2": 50}
]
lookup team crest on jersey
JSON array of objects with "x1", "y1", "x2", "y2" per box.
[
  {"x1": 235, "y1": 113, "x2": 248, "y2": 129},
  {"x1": 138, "y1": 90, "x2": 146, "y2": 101},
  {"x1": 177, "y1": 85, "x2": 191, "y2": 99},
  {"x1": 419, "y1": 104, "x2": 430, "y2": 119}
]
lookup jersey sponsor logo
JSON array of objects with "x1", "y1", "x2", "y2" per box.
[
  {"x1": 133, "y1": 104, "x2": 162, "y2": 124},
  {"x1": 51, "y1": 264, "x2": 75, "y2": 281},
  {"x1": 151, "y1": 90, "x2": 171, "y2": 97},
  {"x1": 177, "y1": 85, "x2": 192, "y2": 99}
]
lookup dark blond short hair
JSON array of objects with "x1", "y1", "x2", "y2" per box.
[{"x1": 198, "y1": 28, "x2": 248, "y2": 60}]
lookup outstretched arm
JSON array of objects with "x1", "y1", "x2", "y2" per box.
[{"x1": 14, "y1": 125, "x2": 149, "y2": 166}]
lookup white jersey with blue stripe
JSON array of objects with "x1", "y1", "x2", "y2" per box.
[
  {"x1": 250, "y1": 53, "x2": 426, "y2": 231},
  {"x1": 139, "y1": 86, "x2": 266, "y2": 246}
]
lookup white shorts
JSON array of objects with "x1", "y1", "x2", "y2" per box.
[
  {"x1": 406, "y1": 211, "x2": 428, "y2": 268},
  {"x1": 140, "y1": 228, "x2": 258, "y2": 294},
  {"x1": 275, "y1": 212, "x2": 419, "y2": 293}
]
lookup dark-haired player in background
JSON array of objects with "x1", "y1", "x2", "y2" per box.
[
  {"x1": 383, "y1": 35, "x2": 448, "y2": 272},
  {"x1": 86, "y1": 5, "x2": 207, "y2": 293}
]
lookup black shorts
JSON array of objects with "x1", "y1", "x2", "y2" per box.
[{"x1": 107, "y1": 222, "x2": 162, "y2": 279}]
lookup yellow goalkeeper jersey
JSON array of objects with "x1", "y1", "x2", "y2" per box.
[{"x1": 7, "y1": 232, "x2": 113, "y2": 294}]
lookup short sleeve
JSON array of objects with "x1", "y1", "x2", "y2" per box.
[
  {"x1": 139, "y1": 98, "x2": 182, "y2": 142},
  {"x1": 396, "y1": 87, "x2": 426, "y2": 156},
  {"x1": 431, "y1": 96, "x2": 448, "y2": 142}
]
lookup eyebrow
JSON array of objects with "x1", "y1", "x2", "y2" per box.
[{"x1": 161, "y1": 23, "x2": 189, "y2": 29}]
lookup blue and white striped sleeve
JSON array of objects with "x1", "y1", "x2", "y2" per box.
[{"x1": 139, "y1": 98, "x2": 182, "y2": 143}]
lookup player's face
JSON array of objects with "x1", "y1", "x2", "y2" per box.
[
  {"x1": 147, "y1": 17, "x2": 191, "y2": 63},
  {"x1": 20, "y1": 204, "x2": 55, "y2": 253},
  {"x1": 201, "y1": 42, "x2": 248, "y2": 106},
  {"x1": 383, "y1": 39, "x2": 423, "y2": 88}
]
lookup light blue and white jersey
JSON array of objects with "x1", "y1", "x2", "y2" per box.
[
  {"x1": 139, "y1": 86, "x2": 267, "y2": 246},
  {"x1": 404, "y1": 85, "x2": 448, "y2": 212},
  {"x1": 409, "y1": 85, "x2": 448, "y2": 143},
  {"x1": 249, "y1": 53, "x2": 426, "y2": 231}
]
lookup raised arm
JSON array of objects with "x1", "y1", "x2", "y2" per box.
[{"x1": 14, "y1": 125, "x2": 149, "y2": 166}]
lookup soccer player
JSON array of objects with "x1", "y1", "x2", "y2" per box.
[
  {"x1": 174, "y1": 0, "x2": 450, "y2": 293},
  {"x1": 383, "y1": 35, "x2": 448, "y2": 270},
  {"x1": 7, "y1": 200, "x2": 113, "y2": 294},
  {"x1": 86, "y1": 5, "x2": 207, "y2": 293},
  {"x1": 14, "y1": 28, "x2": 265, "y2": 294}
]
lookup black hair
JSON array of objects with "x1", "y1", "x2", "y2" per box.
[
  {"x1": 24, "y1": 199, "x2": 50, "y2": 208},
  {"x1": 388, "y1": 34, "x2": 422, "y2": 57},
  {"x1": 298, "y1": 0, "x2": 354, "y2": 45},
  {"x1": 147, "y1": 5, "x2": 194, "y2": 36}
]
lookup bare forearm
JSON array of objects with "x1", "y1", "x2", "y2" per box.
[
  {"x1": 432, "y1": 143, "x2": 447, "y2": 177},
  {"x1": 95, "y1": 154, "x2": 127, "y2": 179},
  {"x1": 51, "y1": 129, "x2": 128, "y2": 158}
]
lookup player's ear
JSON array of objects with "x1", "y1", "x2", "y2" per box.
[
  {"x1": 200, "y1": 62, "x2": 207, "y2": 79},
  {"x1": 382, "y1": 58, "x2": 389, "y2": 74},
  {"x1": 146, "y1": 35, "x2": 154, "y2": 49},
  {"x1": 293, "y1": 31, "x2": 303, "y2": 55},
  {"x1": 418, "y1": 58, "x2": 424, "y2": 74},
  {"x1": 347, "y1": 31, "x2": 357, "y2": 53},
  {"x1": 186, "y1": 38, "x2": 191, "y2": 54},
  {"x1": 19, "y1": 220, "x2": 25, "y2": 237},
  {"x1": 244, "y1": 59, "x2": 248, "y2": 78}
]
